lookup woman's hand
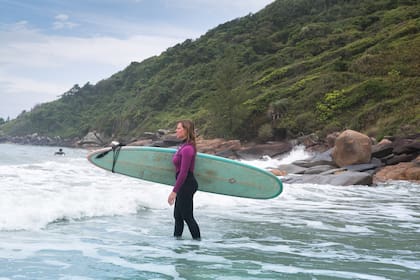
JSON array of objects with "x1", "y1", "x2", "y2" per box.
[{"x1": 168, "y1": 191, "x2": 177, "y2": 205}]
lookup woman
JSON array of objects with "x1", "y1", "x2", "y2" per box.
[{"x1": 167, "y1": 120, "x2": 201, "y2": 240}]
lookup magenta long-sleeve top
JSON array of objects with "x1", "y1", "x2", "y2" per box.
[{"x1": 172, "y1": 142, "x2": 196, "y2": 193}]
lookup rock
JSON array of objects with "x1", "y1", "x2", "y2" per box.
[
  {"x1": 319, "y1": 168, "x2": 347, "y2": 175},
  {"x1": 283, "y1": 171, "x2": 373, "y2": 186},
  {"x1": 215, "y1": 149, "x2": 238, "y2": 159},
  {"x1": 405, "y1": 166, "x2": 420, "y2": 181},
  {"x1": 374, "y1": 157, "x2": 420, "y2": 182},
  {"x1": 269, "y1": 169, "x2": 288, "y2": 176},
  {"x1": 343, "y1": 158, "x2": 383, "y2": 172},
  {"x1": 78, "y1": 131, "x2": 107, "y2": 147},
  {"x1": 236, "y1": 141, "x2": 293, "y2": 160},
  {"x1": 197, "y1": 139, "x2": 242, "y2": 155},
  {"x1": 303, "y1": 165, "x2": 336, "y2": 174},
  {"x1": 392, "y1": 137, "x2": 420, "y2": 155},
  {"x1": 332, "y1": 130, "x2": 372, "y2": 167},
  {"x1": 296, "y1": 133, "x2": 320, "y2": 148},
  {"x1": 162, "y1": 136, "x2": 182, "y2": 147},
  {"x1": 128, "y1": 139, "x2": 154, "y2": 146},
  {"x1": 276, "y1": 164, "x2": 308, "y2": 174},
  {"x1": 385, "y1": 153, "x2": 417, "y2": 165},
  {"x1": 292, "y1": 148, "x2": 335, "y2": 168},
  {"x1": 326, "y1": 132, "x2": 340, "y2": 148},
  {"x1": 414, "y1": 156, "x2": 420, "y2": 166},
  {"x1": 371, "y1": 139, "x2": 393, "y2": 159}
]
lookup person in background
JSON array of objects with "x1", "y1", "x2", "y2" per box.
[
  {"x1": 54, "y1": 148, "x2": 65, "y2": 156},
  {"x1": 167, "y1": 120, "x2": 201, "y2": 240}
]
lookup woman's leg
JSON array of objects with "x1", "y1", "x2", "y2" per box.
[
  {"x1": 173, "y1": 198, "x2": 184, "y2": 237},
  {"x1": 174, "y1": 173, "x2": 201, "y2": 239}
]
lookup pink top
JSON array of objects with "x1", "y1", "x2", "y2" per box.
[{"x1": 172, "y1": 142, "x2": 196, "y2": 193}]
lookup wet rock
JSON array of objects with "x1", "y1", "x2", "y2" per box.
[
  {"x1": 292, "y1": 149, "x2": 335, "y2": 168},
  {"x1": 283, "y1": 171, "x2": 373, "y2": 186}
]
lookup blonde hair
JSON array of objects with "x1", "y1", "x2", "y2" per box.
[{"x1": 178, "y1": 120, "x2": 196, "y2": 150}]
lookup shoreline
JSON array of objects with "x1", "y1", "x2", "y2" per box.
[{"x1": 1, "y1": 131, "x2": 419, "y2": 185}]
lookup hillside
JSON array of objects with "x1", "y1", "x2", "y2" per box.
[{"x1": 1, "y1": 0, "x2": 419, "y2": 142}]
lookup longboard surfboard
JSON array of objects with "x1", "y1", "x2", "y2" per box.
[{"x1": 87, "y1": 146, "x2": 282, "y2": 199}]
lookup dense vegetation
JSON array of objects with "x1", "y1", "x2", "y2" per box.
[{"x1": 2, "y1": 0, "x2": 419, "y2": 142}]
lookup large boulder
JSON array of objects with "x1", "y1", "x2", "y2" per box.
[{"x1": 332, "y1": 130, "x2": 372, "y2": 167}]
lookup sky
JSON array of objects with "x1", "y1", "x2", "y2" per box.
[{"x1": 0, "y1": 0, "x2": 275, "y2": 120}]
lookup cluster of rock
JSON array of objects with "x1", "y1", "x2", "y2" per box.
[
  {"x1": 2, "y1": 128, "x2": 418, "y2": 186},
  {"x1": 72, "y1": 129, "x2": 420, "y2": 185},
  {"x1": 0, "y1": 133, "x2": 76, "y2": 147},
  {"x1": 270, "y1": 130, "x2": 420, "y2": 186},
  {"x1": 128, "y1": 129, "x2": 419, "y2": 185}
]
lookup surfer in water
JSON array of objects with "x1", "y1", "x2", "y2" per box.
[
  {"x1": 54, "y1": 148, "x2": 65, "y2": 156},
  {"x1": 167, "y1": 120, "x2": 201, "y2": 240}
]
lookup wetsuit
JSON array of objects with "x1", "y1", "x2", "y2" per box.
[{"x1": 172, "y1": 142, "x2": 201, "y2": 239}]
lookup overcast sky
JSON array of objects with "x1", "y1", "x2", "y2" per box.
[{"x1": 0, "y1": 0, "x2": 275, "y2": 120}]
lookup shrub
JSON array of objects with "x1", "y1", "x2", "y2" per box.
[{"x1": 257, "y1": 123, "x2": 273, "y2": 142}]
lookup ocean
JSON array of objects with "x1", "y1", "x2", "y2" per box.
[{"x1": 0, "y1": 143, "x2": 419, "y2": 279}]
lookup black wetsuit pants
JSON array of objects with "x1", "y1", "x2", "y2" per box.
[{"x1": 174, "y1": 172, "x2": 201, "y2": 239}]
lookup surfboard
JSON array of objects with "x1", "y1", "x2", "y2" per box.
[{"x1": 87, "y1": 146, "x2": 282, "y2": 199}]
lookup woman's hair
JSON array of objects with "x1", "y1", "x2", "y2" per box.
[{"x1": 178, "y1": 120, "x2": 196, "y2": 150}]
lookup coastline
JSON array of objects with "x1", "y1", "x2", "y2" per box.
[{"x1": 1, "y1": 130, "x2": 419, "y2": 185}]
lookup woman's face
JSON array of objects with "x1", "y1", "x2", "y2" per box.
[{"x1": 176, "y1": 122, "x2": 187, "y2": 139}]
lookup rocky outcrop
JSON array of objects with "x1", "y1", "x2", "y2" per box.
[
  {"x1": 0, "y1": 133, "x2": 77, "y2": 147},
  {"x1": 273, "y1": 148, "x2": 382, "y2": 186},
  {"x1": 272, "y1": 132, "x2": 419, "y2": 186}
]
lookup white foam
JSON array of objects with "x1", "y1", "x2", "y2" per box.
[{"x1": 0, "y1": 157, "x2": 170, "y2": 231}]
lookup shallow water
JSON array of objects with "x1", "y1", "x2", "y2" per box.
[{"x1": 0, "y1": 143, "x2": 419, "y2": 279}]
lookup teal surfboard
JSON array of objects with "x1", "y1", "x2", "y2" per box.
[{"x1": 87, "y1": 146, "x2": 282, "y2": 199}]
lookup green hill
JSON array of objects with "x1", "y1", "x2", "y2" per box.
[{"x1": 2, "y1": 0, "x2": 419, "y2": 142}]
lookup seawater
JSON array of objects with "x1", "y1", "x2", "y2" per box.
[{"x1": 0, "y1": 143, "x2": 419, "y2": 280}]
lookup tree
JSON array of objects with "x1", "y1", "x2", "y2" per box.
[
  {"x1": 268, "y1": 98, "x2": 289, "y2": 126},
  {"x1": 207, "y1": 48, "x2": 245, "y2": 138}
]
